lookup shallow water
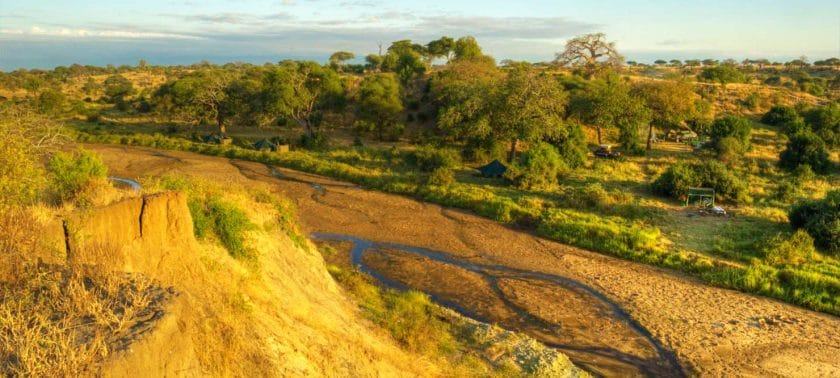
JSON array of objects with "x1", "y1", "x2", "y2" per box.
[{"x1": 311, "y1": 232, "x2": 684, "y2": 377}]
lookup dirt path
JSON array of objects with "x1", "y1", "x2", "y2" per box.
[{"x1": 90, "y1": 144, "x2": 840, "y2": 377}]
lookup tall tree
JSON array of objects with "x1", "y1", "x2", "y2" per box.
[
  {"x1": 427, "y1": 36, "x2": 455, "y2": 63},
  {"x1": 431, "y1": 58, "x2": 502, "y2": 142},
  {"x1": 554, "y1": 33, "x2": 623, "y2": 79},
  {"x1": 570, "y1": 76, "x2": 651, "y2": 147},
  {"x1": 329, "y1": 51, "x2": 355, "y2": 72},
  {"x1": 154, "y1": 70, "x2": 231, "y2": 133},
  {"x1": 492, "y1": 64, "x2": 568, "y2": 161},
  {"x1": 453, "y1": 36, "x2": 484, "y2": 61},
  {"x1": 260, "y1": 61, "x2": 344, "y2": 137},
  {"x1": 633, "y1": 80, "x2": 699, "y2": 150},
  {"x1": 355, "y1": 73, "x2": 404, "y2": 140}
]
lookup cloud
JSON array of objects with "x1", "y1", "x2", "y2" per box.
[
  {"x1": 657, "y1": 39, "x2": 685, "y2": 47},
  {"x1": 0, "y1": 26, "x2": 201, "y2": 40}
]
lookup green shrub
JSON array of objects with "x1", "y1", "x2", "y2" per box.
[
  {"x1": 47, "y1": 149, "x2": 107, "y2": 202},
  {"x1": 762, "y1": 105, "x2": 801, "y2": 126},
  {"x1": 509, "y1": 142, "x2": 567, "y2": 190},
  {"x1": 700, "y1": 65, "x2": 745, "y2": 84},
  {"x1": 802, "y1": 103, "x2": 840, "y2": 147},
  {"x1": 209, "y1": 197, "x2": 254, "y2": 259},
  {"x1": 715, "y1": 136, "x2": 745, "y2": 162},
  {"x1": 651, "y1": 162, "x2": 698, "y2": 199},
  {"x1": 404, "y1": 145, "x2": 460, "y2": 172},
  {"x1": 427, "y1": 168, "x2": 455, "y2": 186},
  {"x1": 710, "y1": 115, "x2": 751, "y2": 150},
  {"x1": 763, "y1": 230, "x2": 816, "y2": 266},
  {"x1": 790, "y1": 191, "x2": 840, "y2": 255},
  {"x1": 652, "y1": 161, "x2": 748, "y2": 203},
  {"x1": 779, "y1": 131, "x2": 831, "y2": 173},
  {"x1": 774, "y1": 181, "x2": 798, "y2": 202}
]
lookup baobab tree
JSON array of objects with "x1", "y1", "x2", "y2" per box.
[{"x1": 554, "y1": 33, "x2": 623, "y2": 79}]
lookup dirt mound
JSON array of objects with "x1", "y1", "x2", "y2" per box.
[{"x1": 36, "y1": 188, "x2": 436, "y2": 376}]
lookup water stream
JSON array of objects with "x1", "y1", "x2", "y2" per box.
[{"x1": 311, "y1": 232, "x2": 685, "y2": 377}]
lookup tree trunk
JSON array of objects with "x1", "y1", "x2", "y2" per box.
[
  {"x1": 646, "y1": 124, "x2": 654, "y2": 150},
  {"x1": 508, "y1": 139, "x2": 518, "y2": 162},
  {"x1": 217, "y1": 117, "x2": 226, "y2": 136},
  {"x1": 596, "y1": 127, "x2": 602, "y2": 145}
]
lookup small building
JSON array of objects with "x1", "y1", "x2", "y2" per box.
[{"x1": 477, "y1": 159, "x2": 507, "y2": 178}]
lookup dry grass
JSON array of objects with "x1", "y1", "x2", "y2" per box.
[{"x1": 0, "y1": 207, "x2": 171, "y2": 376}]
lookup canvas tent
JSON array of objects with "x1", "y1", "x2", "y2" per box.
[
  {"x1": 477, "y1": 160, "x2": 507, "y2": 178},
  {"x1": 254, "y1": 138, "x2": 277, "y2": 151}
]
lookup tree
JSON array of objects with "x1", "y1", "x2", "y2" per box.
[
  {"x1": 569, "y1": 76, "x2": 650, "y2": 146},
  {"x1": 685, "y1": 59, "x2": 701, "y2": 67},
  {"x1": 431, "y1": 58, "x2": 501, "y2": 143},
  {"x1": 762, "y1": 105, "x2": 801, "y2": 126},
  {"x1": 81, "y1": 77, "x2": 100, "y2": 96},
  {"x1": 453, "y1": 36, "x2": 484, "y2": 61},
  {"x1": 427, "y1": 36, "x2": 455, "y2": 63},
  {"x1": 789, "y1": 190, "x2": 840, "y2": 255},
  {"x1": 779, "y1": 131, "x2": 831, "y2": 173},
  {"x1": 329, "y1": 51, "x2": 355, "y2": 72},
  {"x1": 669, "y1": 59, "x2": 682, "y2": 67},
  {"x1": 261, "y1": 61, "x2": 344, "y2": 137},
  {"x1": 802, "y1": 103, "x2": 840, "y2": 147},
  {"x1": 365, "y1": 54, "x2": 384, "y2": 71},
  {"x1": 491, "y1": 64, "x2": 568, "y2": 161},
  {"x1": 154, "y1": 70, "x2": 232, "y2": 133},
  {"x1": 382, "y1": 40, "x2": 427, "y2": 82},
  {"x1": 355, "y1": 73, "x2": 404, "y2": 140},
  {"x1": 702, "y1": 59, "x2": 719, "y2": 66},
  {"x1": 634, "y1": 80, "x2": 699, "y2": 150},
  {"x1": 709, "y1": 115, "x2": 752, "y2": 157},
  {"x1": 554, "y1": 33, "x2": 623, "y2": 79},
  {"x1": 654, "y1": 60, "x2": 667, "y2": 66},
  {"x1": 509, "y1": 142, "x2": 567, "y2": 190},
  {"x1": 103, "y1": 75, "x2": 134, "y2": 103}
]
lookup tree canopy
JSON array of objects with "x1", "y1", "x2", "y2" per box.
[{"x1": 555, "y1": 33, "x2": 623, "y2": 78}]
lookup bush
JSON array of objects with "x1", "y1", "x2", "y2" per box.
[
  {"x1": 710, "y1": 115, "x2": 751, "y2": 150},
  {"x1": 48, "y1": 149, "x2": 108, "y2": 202},
  {"x1": 779, "y1": 131, "x2": 831, "y2": 173},
  {"x1": 715, "y1": 136, "x2": 745, "y2": 162},
  {"x1": 652, "y1": 161, "x2": 748, "y2": 203},
  {"x1": 802, "y1": 103, "x2": 840, "y2": 147},
  {"x1": 789, "y1": 191, "x2": 840, "y2": 255},
  {"x1": 509, "y1": 143, "x2": 567, "y2": 190},
  {"x1": 404, "y1": 145, "x2": 460, "y2": 172},
  {"x1": 298, "y1": 132, "x2": 330, "y2": 150},
  {"x1": 652, "y1": 162, "x2": 698, "y2": 200},
  {"x1": 700, "y1": 65, "x2": 745, "y2": 84},
  {"x1": 762, "y1": 105, "x2": 801, "y2": 126},
  {"x1": 427, "y1": 168, "x2": 455, "y2": 186},
  {"x1": 763, "y1": 230, "x2": 816, "y2": 266}
]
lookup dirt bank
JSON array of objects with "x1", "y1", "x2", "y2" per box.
[{"x1": 89, "y1": 144, "x2": 840, "y2": 377}]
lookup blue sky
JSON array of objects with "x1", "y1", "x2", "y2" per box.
[{"x1": 1, "y1": 0, "x2": 838, "y2": 70}]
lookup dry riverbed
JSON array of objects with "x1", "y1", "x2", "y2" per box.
[{"x1": 90, "y1": 144, "x2": 840, "y2": 377}]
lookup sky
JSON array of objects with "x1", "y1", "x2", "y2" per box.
[{"x1": 1, "y1": 0, "x2": 839, "y2": 70}]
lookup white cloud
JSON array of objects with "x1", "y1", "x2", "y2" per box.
[{"x1": 0, "y1": 26, "x2": 202, "y2": 40}]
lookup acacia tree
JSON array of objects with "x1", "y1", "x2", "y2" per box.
[
  {"x1": 453, "y1": 36, "x2": 484, "y2": 61},
  {"x1": 154, "y1": 70, "x2": 231, "y2": 134},
  {"x1": 432, "y1": 57, "x2": 502, "y2": 143},
  {"x1": 570, "y1": 76, "x2": 651, "y2": 147},
  {"x1": 260, "y1": 61, "x2": 344, "y2": 137},
  {"x1": 355, "y1": 73, "x2": 403, "y2": 140},
  {"x1": 634, "y1": 80, "x2": 699, "y2": 150},
  {"x1": 555, "y1": 33, "x2": 623, "y2": 79},
  {"x1": 427, "y1": 36, "x2": 455, "y2": 63},
  {"x1": 492, "y1": 63, "x2": 568, "y2": 161},
  {"x1": 329, "y1": 51, "x2": 355, "y2": 72}
]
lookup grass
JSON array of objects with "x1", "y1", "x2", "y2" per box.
[
  {"x1": 152, "y1": 176, "x2": 256, "y2": 261},
  {"x1": 72, "y1": 128, "x2": 840, "y2": 315}
]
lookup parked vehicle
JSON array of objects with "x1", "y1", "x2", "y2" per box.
[{"x1": 594, "y1": 145, "x2": 622, "y2": 159}]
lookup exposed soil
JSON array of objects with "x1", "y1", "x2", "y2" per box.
[{"x1": 90, "y1": 144, "x2": 840, "y2": 377}]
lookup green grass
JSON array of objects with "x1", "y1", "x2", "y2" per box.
[
  {"x1": 322, "y1": 256, "x2": 584, "y2": 377},
  {"x1": 75, "y1": 129, "x2": 840, "y2": 315}
]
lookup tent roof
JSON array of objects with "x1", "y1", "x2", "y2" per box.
[
  {"x1": 254, "y1": 138, "x2": 276, "y2": 149},
  {"x1": 477, "y1": 159, "x2": 507, "y2": 177}
]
